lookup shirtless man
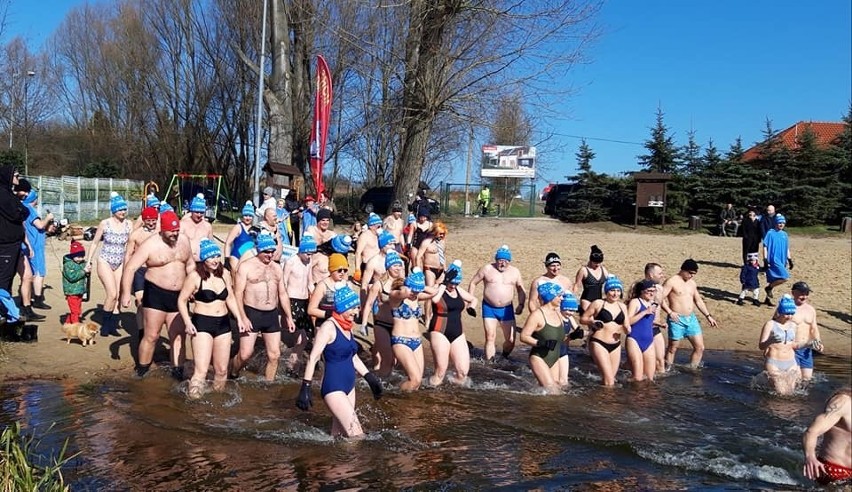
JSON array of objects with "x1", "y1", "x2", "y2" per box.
[
  {"x1": 528, "y1": 252, "x2": 574, "y2": 312},
  {"x1": 790, "y1": 281, "x2": 824, "y2": 381},
  {"x1": 354, "y1": 213, "x2": 382, "y2": 280},
  {"x1": 125, "y1": 206, "x2": 159, "y2": 331},
  {"x1": 181, "y1": 194, "x2": 214, "y2": 262},
  {"x1": 383, "y1": 203, "x2": 405, "y2": 251},
  {"x1": 281, "y1": 235, "x2": 316, "y2": 369},
  {"x1": 230, "y1": 233, "x2": 294, "y2": 381},
  {"x1": 416, "y1": 222, "x2": 447, "y2": 286},
  {"x1": 803, "y1": 388, "x2": 852, "y2": 485},
  {"x1": 660, "y1": 259, "x2": 718, "y2": 369},
  {"x1": 307, "y1": 208, "x2": 339, "y2": 283},
  {"x1": 120, "y1": 211, "x2": 194, "y2": 378},
  {"x1": 629, "y1": 262, "x2": 667, "y2": 374},
  {"x1": 467, "y1": 245, "x2": 526, "y2": 361},
  {"x1": 408, "y1": 208, "x2": 433, "y2": 265}
]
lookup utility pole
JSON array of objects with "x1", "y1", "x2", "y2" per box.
[
  {"x1": 253, "y1": 0, "x2": 269, "y2": 208},
  {"x1": 24, "y1": 71, "x2": 35, "y2": 176},
  {"x1": 464, "y1": 125, "x2": 473, "y2": 216}
]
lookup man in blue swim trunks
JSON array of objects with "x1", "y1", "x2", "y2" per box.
[
  {"x1": 790, "y1": 281, "x2": 824, "y2": 381},
  {"x1": 661, "y1": 259, "x2": 718, "y2": 370},
  {"x1": 762, "y1": 214, "x2": 792, "y2": 306},
  {"x1": 468, "y1": 245, "x2": 526, "y2": 361}
]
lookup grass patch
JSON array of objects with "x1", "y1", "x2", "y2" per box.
[{"x1": 1, "y1": 422, "x2": 76, "y2": 492}]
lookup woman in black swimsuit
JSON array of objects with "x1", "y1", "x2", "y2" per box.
[
  {"x1": 573, "y1": 245, "x2": 609, "y2": 313},
  {"x1": 361, "y1": 250, "x2": 407, "y2": 377},
  {"x1": 178, "y1": 239, "x2": 245, "y2": 399},
  {"x1": 428, "y1": 260, "x2": 477, "y2": 386},
  {"x1": 581, "y1": 275, "x2": 631, "y2": 386}
]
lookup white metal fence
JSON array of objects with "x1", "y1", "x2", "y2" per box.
[{"x1": 22, "y1": 175, "x2": 146, "y2": 223}]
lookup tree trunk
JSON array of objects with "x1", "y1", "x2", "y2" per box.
[{"x1": 267, "y1": 0, "x2": 294, "y2": 176}]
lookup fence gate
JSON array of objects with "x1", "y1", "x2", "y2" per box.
[{"x1": 440, "y1": 181, "x2": 538, "y2": 218}]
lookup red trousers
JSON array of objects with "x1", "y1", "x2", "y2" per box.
[{"x1": 66, "y1": 294, "x2": 83, "y2": 324}]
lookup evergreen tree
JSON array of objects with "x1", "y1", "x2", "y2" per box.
[
  {"x1": 557, "y1": 140, "x2": 610, "y2": 222},
  {"x1": 786, "y1": 126, "x2": 843, "y2": 225},
  {"x1": 829, "y1": 104, "x2": 852, "y2": 218},
  {"x1": 725, "y1": 136, "x2": 745, "y2": 163},
  {"x1": 637, "y1": 107, "x2": 681, "y2": 173},
  {"x1": 689, "y1": 139, "x2": 722, "y2": 218}
]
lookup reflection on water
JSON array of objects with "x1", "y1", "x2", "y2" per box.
[{"x1": 2, "y1": 349, "x2": 850, "y2": 490}]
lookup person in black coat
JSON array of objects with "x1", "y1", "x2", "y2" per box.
[
  {"x1": 741, "y1": 208, "x2": 761, "y2": 264},
  {"x1": 0, "y1": 166, "x2": 28, "y2": 328}
]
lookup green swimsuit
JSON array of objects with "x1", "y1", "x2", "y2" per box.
[{"x1": 530, "y1": 309, "x2": 564, "y2": 368}]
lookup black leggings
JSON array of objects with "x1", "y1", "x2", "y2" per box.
[{"x1": 0, "y1": 242, "x2": 21, "y2": 292}]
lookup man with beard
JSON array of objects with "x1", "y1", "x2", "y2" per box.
[
  {"x1": 181, "y1": 193, "x2": 214, "y2": 261},
  {"x1": 230, "y1": 233, "x2": 295, "y2": 381},
  {"x1": 125, "y1": 206, "x2": 159, "y2": 331},
  {"x1": 121, "y1": 211, "x2": 194, "y2": 378},
  {"x1": 467, "y1": 245, "x2": 526, "y2": 361}
]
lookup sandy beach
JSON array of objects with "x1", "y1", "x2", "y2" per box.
[{"x1": 1, "y1": 217, "x2": 849, "y2": 382}]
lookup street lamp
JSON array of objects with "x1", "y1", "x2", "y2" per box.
[{"x1": 24, "y1": 71, "x2": 35, "y2": 176}]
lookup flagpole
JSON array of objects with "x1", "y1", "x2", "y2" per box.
[{"x1": 253, "y1": 0, "x2": 269, "y2": 208}]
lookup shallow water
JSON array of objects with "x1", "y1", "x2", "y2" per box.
[{"x1": 2, "y1": 348, "x2": 851, "y2": 490}]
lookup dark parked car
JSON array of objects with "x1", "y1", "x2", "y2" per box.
[
  {"x1": 543, "y1": 183, "x2": 578, "y2": 216},
  {"x1": 180, "y1": 183, "x2": 239, "y2": 219},
  {"x1": 360, "y1": 186, "x2": 440, "y2": 216}
]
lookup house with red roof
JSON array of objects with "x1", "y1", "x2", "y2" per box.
[{"x1": 741, "y1": 121, "x2": 845, "y2": 161}]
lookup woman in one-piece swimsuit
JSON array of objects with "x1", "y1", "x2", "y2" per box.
[
  {"x1": 626, "y1": 279, "x2": 659, "y2": 382},
  {"x1": 427, "y1": 260, "x2": 477, "y2": 386},
  {"x1": 84, "y1": 193, "x2": 131, "y2": 335},
  {"x1": 362, "y1": 251, "x2": 407, "y2": 377}
]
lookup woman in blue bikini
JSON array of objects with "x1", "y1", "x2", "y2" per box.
[
  {"x1": 626, "y1": 279, "x2": 659, "y2": 382},
  {"x1": 84, "y1": 192, "x2": 131, "y2": 337},
  {"x1": 389, "y1": 268, "x2": 434, "y2": 391},
  {"x1": 361, "y1": 250, "x2": 407, "y2": 377},
  {"x1": 297, "y1": 284, "x2": 383, "y2": 438}
]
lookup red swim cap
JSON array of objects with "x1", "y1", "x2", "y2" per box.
[{"x1": 160, "y1": 211, "x2": 180, "y2": 232}]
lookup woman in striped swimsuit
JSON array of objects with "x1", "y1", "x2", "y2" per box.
[{"x1": 84, "y1": 192, "x2": 131, "y2": 336}]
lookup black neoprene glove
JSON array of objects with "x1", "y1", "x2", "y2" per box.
[
  {"x1": 323, "y1": 309, "x2": 333, "y2": 320},
  {"x1": 296, "y1": 380, "x2": 312, "y2": 411},
  {"x1": 569, "y1": 328, "x2": 585, "y2": 341},
  {"x1": 442, "y1": 268, "x2": 458, "y2": 285},
  {"x1": 536, "y1": 339, "x2": 558, "y2": 351},
  {"x1": 354, "y1": 313, "x2": 363, "y2": 324},
  {"x1": 465, "y1": 307, "x2": 477, "y2": 317},
  {"x1": 363, "y1": 372, "x2": 383, "y2": 400}
]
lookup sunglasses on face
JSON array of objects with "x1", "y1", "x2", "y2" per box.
[{"x1": 335, "y1": 268, "x2": 348, "y2": 273}]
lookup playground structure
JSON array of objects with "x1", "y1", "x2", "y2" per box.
[{"x1": 164, "y1": 173, "x2": 236, "y2": 222}]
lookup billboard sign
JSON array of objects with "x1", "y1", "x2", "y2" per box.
[{"x1": 481, "y1": 145, "x2": 536, "y2": 178}]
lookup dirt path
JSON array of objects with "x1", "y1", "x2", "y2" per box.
[{"x1": 2, "y1": 218, "x2": 849, "y2": 382}]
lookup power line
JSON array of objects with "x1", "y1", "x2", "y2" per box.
[{"x1": 547, "y1": 131, "x2": 644, "y2": 146}]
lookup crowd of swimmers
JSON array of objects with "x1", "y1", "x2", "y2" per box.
[{"x1": 11, "y1": 184, "x2": 846, "y2": 485}]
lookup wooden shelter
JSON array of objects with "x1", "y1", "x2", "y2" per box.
[
  {"x1": 633, "y1": 172, "x2": 673, "y2": 228},
  {"x1": 263, "y1": 161, "x2": 303, "y2": 197}
]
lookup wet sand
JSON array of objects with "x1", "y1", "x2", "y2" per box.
[{"x1": 1, "y1": 217, "x2": 849, "y2": 382}]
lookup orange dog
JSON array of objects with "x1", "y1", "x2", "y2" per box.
[{"x1": 61, "y1": 322, "x2": 99, "y2": 347}]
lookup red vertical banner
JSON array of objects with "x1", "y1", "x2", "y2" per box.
[{"x1": 310, "y1": 55, "x2": 332, "y2": 200}]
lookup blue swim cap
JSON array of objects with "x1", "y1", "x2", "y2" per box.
[
  {"x1": 189, "y1": 193, "x2": 206, "y2": 213},
  {"x1": 385, "y1": 251, "x2": 404, "y2": 269},
  {"x1": 407, "y1": 213, "x2": 416, "y2": 224},
  {"x1": 146, "y1": 194, "x2": 160, "y2": 207},
  {"x1": 405, "y1": 268, "x2": 426, "y2": 293},
  {"x1": 23, "y1": 190, "x2": 37, "y2": 205},
  {"x1": 537, "y1": 281, "x2": 564, "y2": 304},
  {"x1": 561, "y1": 292, "x2": 579, "y2": 312},
  {"x1": 495, "y1": 245, "x2": 512, "y2": 262},
  {"x1": 241, "y1": 201, "x2": 255, "y2": 217},
  {"x1": 775, "y1": 214, "x2": 786, "y2": 225},
  {"x1": 299, "y1": 235, "x2": 317, "y2": 254},
  {"x1": 159, "y1": 201, "x2": 174, "y2": 214},
  {"x1": 255, "y1": 232, "x2": 277, "y2": 252},
  {"x1": 367, "y1": 213, "x2": 382, "y2": 228},
  {"x1": 777, "y1": 294, "x2": 796, "y2": 315},
  {"x1": 331, "y1": 234, "x2": 352, "y2": 254},
  {"x1": 446, "y1": 259, "x2": 463, "y2": 285},
  {"x1": 199, "y1": 238, "x2": 221, "y2": 261},
  {"x1": 110, "y1": 192, "x2": 128, "y2": 214},
  {"x1": 378, "y1": 230, "x2": 396, "y2": 249},
  {"x1": 604, "y1": 275, "x2": 623, "y2": 293},
  {"x1": 334, "y1": 283, "x2": 360, "y2": 313}
]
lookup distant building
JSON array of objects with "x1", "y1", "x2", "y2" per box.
[{"x1": 742, "y1": 121, "x2": 844, "y2": 161}]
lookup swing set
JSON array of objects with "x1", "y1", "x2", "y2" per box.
[{"x1": 164, "y1": 173, "x2": 236, "y2": 221}]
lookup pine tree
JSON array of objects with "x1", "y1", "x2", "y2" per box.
[
  {"x1": 829, "y1": 104, "x2": 852, "y2": 218},
  {"x1": 637, "y1": 107, "x2": 681, "y2": 173},
  {"x1": 557, "y1": 140, "x2": 610, "y2": 222}
]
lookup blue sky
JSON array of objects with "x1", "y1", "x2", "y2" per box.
[{"x1": 6, "y1": 0, "x2": 851, "y2": 187}]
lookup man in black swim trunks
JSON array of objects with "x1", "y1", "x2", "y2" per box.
[{"x1": 121, "y1": 211, "x2": 194, "y2": 378}]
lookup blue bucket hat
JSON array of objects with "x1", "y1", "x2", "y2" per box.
[
  {"x1": 146, "y1": 194, "x2": 160, "y2": 207},
  {"x1": 334, "y1": 283, "x2": 361, "y2": 313},
  {"x1": 159, "y1": 201, "x2": 174, "y2": 214},
  {"x1": 405, "y1": 268, "x2": 426, "y2": 293},
  {"x1": 331, "y1": 234, "x2": 352, "y2": 254},
  {"x1": 537, "y1": 281, "x2": 564, "y2": 304},
  {"x1": 775, "y1": 214, "x2": 786, "y2": 225},
  {"x1": 777, "y1": 294, "x2": 796, "y2": 315},
  {"x1": 110, "y1": 192, "x2": 128, "y2": 214},
  {"x1": 256, "y1": 232, "x2": 277, "y2": 252},
  {"x1": 241, "y1": 201, "x2": 255, "y2": 217},
  {"x1": 378, "y1": 230, "x2": 396, "y2": 249},
  {"x1": 199, "y1": 238, "x2": 221, "y2": 261},
  {"x1": 299, "y1": 235, "x2": 317, "y2": 254},
  {"x1": 561, "y1": 292, "x2": 579, "y2": 312},
  {"x1": 367, "y1": 213, "x2": 382, "y2": 228},
  {"x1": 189, "y1": 193, "x2": 206, "y2": 213},
  {"x1": 604, "y1": 275, "x2": 623, "y2": 293},
  {"x1": 495, "y1": 245, "x2": 512, "y2": 262},
  {"x1": 385, "y1": 251, "x2": 404, "y2": 269},
  {"x1": 446, "y1": 259, "x2": 463, "y2": 285}
]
